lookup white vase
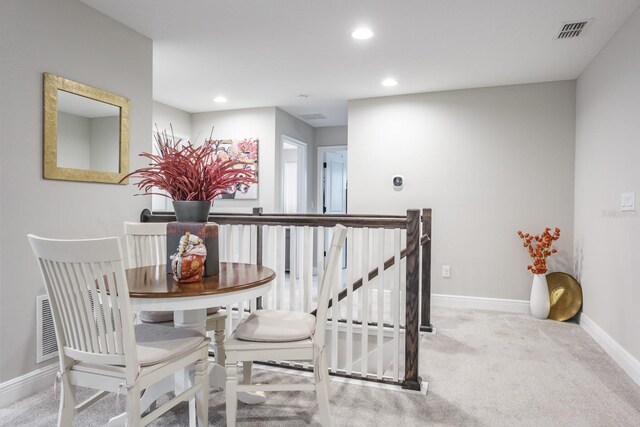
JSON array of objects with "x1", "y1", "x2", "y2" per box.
[{"x1": 529, "y1": 274, "x2": 550, "y2": 319}]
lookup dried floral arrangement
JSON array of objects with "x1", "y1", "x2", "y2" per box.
[
  {"x1": 121, "y1": 127, "x2": 256, "y2": 201},
  {"x1": 517, "y1": 227, "x2": 561, "y2": 274}
]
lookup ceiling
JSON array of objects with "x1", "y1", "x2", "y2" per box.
[{"x1": 80, "y1": 0, "x2": 639, "y2": 127}]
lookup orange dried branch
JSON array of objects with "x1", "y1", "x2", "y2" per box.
[{"x1": 517, "y1": 227, "x2": 560, "y2": 275}]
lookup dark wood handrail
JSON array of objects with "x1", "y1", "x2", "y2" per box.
[{"x1": 141, "y1": 209, "x2": 408, "y2": 229}]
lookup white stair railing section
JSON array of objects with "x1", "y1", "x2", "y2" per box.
[
  {"x1": 140, "y1": 208, "x2": 431, "y2": 391},
  {"x1": 216, "y1": 223, "x2": 407, "y2": 383}
]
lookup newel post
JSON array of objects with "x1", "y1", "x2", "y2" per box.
[
  {"x1": 420, "y1": 208, "x2": 433, "y2": 332},
  {"x1": 402, "y1": 209, "x2": 422, "y2": 391},
  {"x1": 253, "y1": 207, "x2": 264, "y2": 309}
]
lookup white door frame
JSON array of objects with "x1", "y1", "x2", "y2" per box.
[
  {"x1": 316, "y1": 145, "x2": 348, "y2": 214},
  {"x1": 281, "y1": 135, "x2": 308, "y2": 213}
]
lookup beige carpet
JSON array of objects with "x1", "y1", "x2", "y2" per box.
[{"x1": 1, "y1": 307, "x2": 639, "y2": 426}]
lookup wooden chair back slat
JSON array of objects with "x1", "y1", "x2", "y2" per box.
[
  {"x1": 123, "y1": 222, "x2": 167, "y2": 268},
  {"x1": 313, "y1": 225, "x2": 348, "y2": 348},
  {"x1": 28, "y1": 235, "x2": 138, "y2": 369}
]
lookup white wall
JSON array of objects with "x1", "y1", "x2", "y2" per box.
[
  {"x1": 275, "y1": 108, "x2": 315, "y2": 212},
  {"x1": 191, "y1": 107, "x2": 277, "y2": 213},
  {"x1": 348, "y1": 81, "x2": 576, "y2": 301},
  {"x1": 0, "y1": 0, "x2": 152, "y2": 383},
  {"x1": 575, "y1": 7, "x2": 640, "y2": 362},
  {"x1": 315, "y1": 125, "x2": 348, "y2": 147},
  {"x1": 153, "y1": 101, "x2": 192, "y2": 140}
]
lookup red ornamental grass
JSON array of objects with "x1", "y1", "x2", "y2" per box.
[
  {"x1": 517, "y1": 227, "x2": 560, "y2": 275},
  {"x1": 121, "y1": 128, "x2": 257, "y2": 201}
]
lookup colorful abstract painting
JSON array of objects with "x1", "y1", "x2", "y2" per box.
[{"x1": 211, "y1": 138, "x2": 259, "y2": 199}]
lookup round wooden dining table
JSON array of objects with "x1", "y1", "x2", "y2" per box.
[
  {"x1": 126, "y1": 262, "x2": 275, "y2": 313},
  {"x1": 122, "y1": 262, "x2": 275, "y2": 421}
]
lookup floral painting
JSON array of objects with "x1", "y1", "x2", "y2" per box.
[{"x1": 210, "y1": 138, "x2": 259, "y2": 199}]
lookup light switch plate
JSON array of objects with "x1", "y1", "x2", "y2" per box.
[
  {"x1": 442, "y1": 265, "x2": 451, "y2": 278},
  {"x1": 621, "y1": 192, "x2": 635, "y2": 211}
]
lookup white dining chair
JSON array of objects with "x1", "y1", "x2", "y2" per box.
[
  {"x1": 123, "y1": 222, "x2": 227, "y2": 361},
  {"x1": 224, "y1": 224, "x2": 348, "y2": 427},
  {"x1": 28, "y1": 234, "x2": 210, "y2": 427}
]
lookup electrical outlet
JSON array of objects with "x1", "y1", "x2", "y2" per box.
[{"x1": 442, "y1": 265, "x2": 451, "y2": 278}]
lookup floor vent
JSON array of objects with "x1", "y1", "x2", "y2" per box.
[
  {"x1": 37, "y1": 295, "x2": 58, "y2": 363},
  {"x1": 557, "y1": 20, "x2": 592, "y2": 39}
]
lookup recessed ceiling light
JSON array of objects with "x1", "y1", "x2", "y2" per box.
[
  {"x1": 213, "y1": 96, "x2": 227, "y2": 103},
  {"x1": 351, "y1": 27, "x2": 374, "y2": 40},
  {"x1": 382, "y1": 78, "x2": 398, "y2": 87}
]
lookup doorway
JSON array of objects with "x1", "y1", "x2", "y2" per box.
[
  {"x1": 318, "y1": 146, "x2": 348, "y2": 268},
  {"x1": 281, "y1": 136, "x2": 308, "y2": 214},
  {"x1": 317, "y1": 146, "x2": 348, "y2": 215}
]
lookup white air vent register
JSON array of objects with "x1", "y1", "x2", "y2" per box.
[{"x1": 37, "y1": 294, "x2": 58, "y2": 363}]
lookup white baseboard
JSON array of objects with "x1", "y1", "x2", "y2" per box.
[
  {"x1": 0, "y1": 363, "x2": 57, "y2": 408},
  {"x1": 579, "y1": 313, "x2": 640, "y2": 387},
  {"x1": 432, "y1": 293, "x2": 530, "y2": 314}
]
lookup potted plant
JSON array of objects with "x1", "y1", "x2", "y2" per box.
[
  {"x1": 517, "y1": 227, "x2": 561, "y2": 319},
  {"x1": 122, "y1": 127, "x2": 256, "y2": 222}
]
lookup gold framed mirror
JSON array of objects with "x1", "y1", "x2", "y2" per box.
[{"x1": 43, "y1": 73, "x2": 129, "y2": 184}]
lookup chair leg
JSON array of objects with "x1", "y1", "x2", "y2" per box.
[
  {"x1": 225, "y1": 362, "x2": 238, "y2": 427},
  {"x1": 314, "y1": 353, "x2": 332, "y2": 427},
  {"x1": 126, "y1": 385, "x2": 142, "y2": 427},
  {"x1": 57, "y1": 374, "x2": 75, "y2": 427},
  {"x1": 195, "y1": 356, "x2": 209, "y2": 426},
  {"x1": 242, "y1": 361, "x2": 253, "y2": 385},
  {"x1": 214, "y1": 318, "x2": 226, "y2": 366}
]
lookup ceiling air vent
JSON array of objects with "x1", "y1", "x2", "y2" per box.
[
  {"x1": 556, "y1": 20, "x2": 592, "y2": 39},
  {"x1": 298, "y1": 113, "x2": 327, "y2": 121}
]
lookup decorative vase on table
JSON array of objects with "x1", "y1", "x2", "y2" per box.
[
  {"x1": 168, "y1": 200, "x2": 219, "y2": 277},
  {"x1": 172, "y1": 200, "x2": 211, "y2": 222},
  {"x1": 529, "y1": 273, "x2": 550, "y2": 319}
]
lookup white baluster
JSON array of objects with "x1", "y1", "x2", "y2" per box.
[
  {"x1": 377, "y1": 228, "x2": 385, "y2": 380},
  {"x1": 360, "y1": 227, "x2": 369, "y2": 377},
  {"x1": 346, "y1": 228, "x2": 354, "y2": 375},
  {"x1": 392, "y1": 229, "x2": 401, "y2": 382}
]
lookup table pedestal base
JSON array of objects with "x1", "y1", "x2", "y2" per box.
[{"x1": 108, "y1": 309, "x2": 265, "y2": 425}]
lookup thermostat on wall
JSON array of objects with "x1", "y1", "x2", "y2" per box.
[{"x1": 392, "y1": 175, "x2": 404, "y2": 189}]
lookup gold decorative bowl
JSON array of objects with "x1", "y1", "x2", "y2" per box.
[{"x1": 546, "y1": 272, "x2": 582, "y2": 321}]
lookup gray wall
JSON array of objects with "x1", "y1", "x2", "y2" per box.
[
  {"x1": 348, "y1": 81, "x2": 576, "y2": 301},
  {"x1": 275, "y1": 108, "x2": 315, "y2": 212},
  {"x1": 153, "y1": 101, "x2": 192, "y2": 140},
  {"x1": 315, "y1": 126, "x2": 347, "y2": 147},
  {"x1": 0, "y1": 0, "x2": 152, "y2": 382},
  {"x1": 191, "y1": 107, "x2": 277, "y2": 213},
  {"x1": 575, "y1": 7, "x2": 640, "y2": 362}
]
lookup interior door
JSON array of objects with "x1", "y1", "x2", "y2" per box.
[
  {"x1": 323, "y1": 151, "x2": 347, "y2": 215},
  {"x1": 322, "y1": 150, "x2": 348, "y2": 268}
]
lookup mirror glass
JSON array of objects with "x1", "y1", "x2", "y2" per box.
[
  {"x1": 43, "y1": 73, "x2": 129, "y2": 184},
  {"x1": 56, "y1": 90, "x2": 121, "y2": 173}
]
